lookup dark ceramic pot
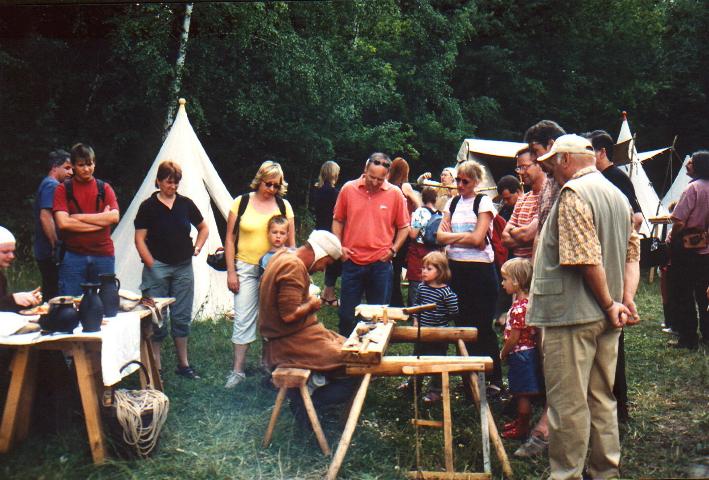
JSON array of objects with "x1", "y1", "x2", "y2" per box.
[
  {"x1": 40, "y1": 297, "x2": 79, "y2": 333},
  {"x1": 79, "y1": 283, "x2": 104, "y2": 332},
  {"x1": 99, "y1": 273, "x2": 121, "y2": 318}
]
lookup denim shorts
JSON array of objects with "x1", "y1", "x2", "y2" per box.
[{"x1": 508, "y1": 348, "x2": 543, "y2": 395}]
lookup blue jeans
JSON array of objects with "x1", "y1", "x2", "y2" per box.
[
  {"x1": 141, "y1": 259, "x2": 194, "y2": 341},
  {"x1": 58, "y1": 250, "x2": 115, "y2": 296},
  {"x1": 338, "y1": 260, "x2": 393, "y2": 336}
]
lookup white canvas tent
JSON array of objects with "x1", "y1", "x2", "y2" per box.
[
  {"x1": 616, "y1": 115, "x2": 670, "y2": 235},
  {"x1": 456, "y1": 138, "x2": 527, "y2": 195},
  {"x1": 661, "y1": 155, "x2": 692, "y2": 209},
  {"x1": 112, "y1": 99, "x2": 234, "y2": 319}
]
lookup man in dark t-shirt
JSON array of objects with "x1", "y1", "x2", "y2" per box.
[
  {"x1": 34, "y1": 149, "x2": 73, "y2": 300},
  {"x1": 585, "y1": 130, "x2": 643, "y2": 232}
]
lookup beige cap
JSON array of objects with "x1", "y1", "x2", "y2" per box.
[
  {"x1": 307, "y1": 230, "x2": 342, "y2": 263},
  {"x1": 537, "y1": 134, "x2": 595, "y2": 161},
  {"x1": 0, "y1": 226, "x2": 15, "y2": 245}
]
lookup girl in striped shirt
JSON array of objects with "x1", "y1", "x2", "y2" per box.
[{"x1": 404, "y1": 251, "x2": 459, "y2": 403}]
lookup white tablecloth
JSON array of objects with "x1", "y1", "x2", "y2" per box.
[{"x1": 0, "y1": 312, "x2": 141, "y2": 386}]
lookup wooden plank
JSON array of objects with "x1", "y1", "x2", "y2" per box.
[
  {"x1": 391, "y1": 326, "x2": 478, "y2": 344},
  {"x1": 354, "y1": 304, "x2": 409, "y2": 321},
  {"x1": 341, "y1": 322, "x2": 394, "y2": 365},
  {"x1": 411, "y1": 419, "x2": 443, "y2": 428},
  {"x1": 272, "y1": 367, "x2": 310, "y2": 388},
  {"x1": 346, "y1": 356, "x2": 492, "y2": 376},
  {"x1": 457, "y1": 340, "x2": 513, "y2": 479},
  {"x1": 72, "y1": 343, "x2": 107, "y2": 464},
  {"x1": 0, "y1": 347, "x2": 37, "y2": 452},
  {"x1": 325, "y1": 373, "x2": 371, "y2": 480},
  {"x1": 402, "y1": 363, "x2": 489, "y2": 376},
  {"x1": 406, "y1": 472, "x2": 491, "y2": 479},
  {"x1": 441, "y1": 372, "x2": 454, "y2": 472}
]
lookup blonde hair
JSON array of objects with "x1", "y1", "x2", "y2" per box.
[
  {"x1": 267, "y1": 214, "x2": 289, "y2": 231},
  {"x1": 250, "y1": 160, "x2": 288, "y2": 196},
  {"x1": 315, "y1": 160, "x2": 340, "y2": 188},
  {"x1": 456, "y1": 160, "x2": 484, "y2": 184},
  {"x1": 500, "y1": 258, "x2": 533, "y2": 294},
  {"x1": 422, "y1": 251, "x2": 451, "y2": 284}
]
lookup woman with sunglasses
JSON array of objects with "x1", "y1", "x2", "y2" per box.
[
  {"x1": 224, "y1": 160, "x2": 295, "y2": 389},
  {"x1": 436, "y1": 160, "x2": 503, "y2": 394}
]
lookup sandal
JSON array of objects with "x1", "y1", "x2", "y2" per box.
[{"x1": 321, "y1": 297, "x2": 340, "y2": 307}]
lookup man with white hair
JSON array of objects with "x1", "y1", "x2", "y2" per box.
[
  {"x1": 259, "y1": 230, "x2": 349, "y2": 371},
  {"x1": 0, "y1": 226, "x2": 42, "y2": 311},
  {"x1": 528, "y1": 135, "x2": 640, "y2": 480}
]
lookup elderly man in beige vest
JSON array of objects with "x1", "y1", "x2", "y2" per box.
[{"x1": 528, "y1": 135, "x2": 640, "y2": 480}]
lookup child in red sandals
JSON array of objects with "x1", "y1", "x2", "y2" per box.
[{"x1": 499, "y1": 258, "x2": 543, "y2": 439}]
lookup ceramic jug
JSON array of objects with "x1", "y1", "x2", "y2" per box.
[
  {"x1": 99, "y1": 273, "x2": 121, "y2": 317},
  {"x1": 41, "y1": 297, "x2": 80, "y2": 333},
  {"x1": 79, "y1": 283, "x2": 104, "y2": 332}
]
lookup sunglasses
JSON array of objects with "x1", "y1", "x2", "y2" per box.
[
  {"x1": 369, "y1": 159, "x2": 391, "y2": 169},
  {"x1": 515, "y1": 164, "x2": 534, "y2": 173},
  {"x1": 263, "y1": 181, "x2": 281, "y2": 189},
  {"x1": 455, "y1": 177, "x2": 471, "y2": 185}
]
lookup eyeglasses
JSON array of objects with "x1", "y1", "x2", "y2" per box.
[
  {"x1": 515, "y1": 164, "x2": 534, "y2": 172},
  {"x1": 263, "y1": 181, "x2": 281, "y2": 189},
  {"x1": 455, "y1": 177, "x2": 470, "y2": 185},
  {"x1": 368, "y1": 159, "x2": 391, "y2": 169}
]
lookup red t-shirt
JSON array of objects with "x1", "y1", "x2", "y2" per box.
[
  {"x1": 53, "y1": 178, "x2": 119, "y2": 256},
  {"x1": 333, "y1": 176, "x2": 410, "y2": 265},
  {"x1": 503, "y1": 298, "x2": 537, "y2": 353}
]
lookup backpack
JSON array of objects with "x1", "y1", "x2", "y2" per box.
[
  {"x1": 207, "y1": 193, "x2": 287, "y2": 271},
  {"x1": 449, "y1": 194, "x2": 509, "y2": 269},
  {"x1": 64, "y1": 178, "x2": 105, "y2": 213},
  {"x1": 421, "y1": 207, "x2": 443, "y2": 246}
]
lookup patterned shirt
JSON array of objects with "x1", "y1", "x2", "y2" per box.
[
  {"x1": 444, "y1": 194, "x2": 496, "y2": 263},
  {"x1": 558, "y1": 167, "x2": 641, "y2": 265},
  {"x1": 508, "y1": 190, "x2": 539, "y2": 258},
  {"x1": 412, "y1": 283, "x2": 459, "y2": 327},
  {"x1": 538, "y1": 175, "x2": 561, "y2": 230},
  {"x1": 504, "y1": 298, "x2": 536, "y2": 353}
]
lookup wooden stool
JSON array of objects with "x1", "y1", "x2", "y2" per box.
[{"x1": 262, "y1": 367, "x2": 331, "y2": 455}]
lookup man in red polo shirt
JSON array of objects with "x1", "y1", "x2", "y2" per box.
[
  {"x1": 53, "y1": 143, "x2": 120, "y2": 296},
  {"x1": 332, "y1": 152, "x2": 410, "y2": 335}
]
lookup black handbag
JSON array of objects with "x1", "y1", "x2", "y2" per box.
[
  {"x1": 640, "y1": 235, "x2": 669, "y2": 268},
  {"x1": 206, "y1": 247, "x2": 227, "y2": 271}
]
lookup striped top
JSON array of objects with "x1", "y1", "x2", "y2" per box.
[
  {"x1": 508, "y1": 190, "x2": 539, "y2": 258},
  {"x1": 412, "y1": 284, "x2": 459, "y2": 327}
]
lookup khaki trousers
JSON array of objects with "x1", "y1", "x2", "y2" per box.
[{"x1": 543, "y1": 319, "x2": 621, "y2": 480}]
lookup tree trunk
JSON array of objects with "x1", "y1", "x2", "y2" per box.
[{"x1": 163, "y1": 3, "x2": 193, "y2": 138}]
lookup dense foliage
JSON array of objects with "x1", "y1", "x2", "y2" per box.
[{"x1": 1, "y1": 1, "x2": 707, "y2": 245}]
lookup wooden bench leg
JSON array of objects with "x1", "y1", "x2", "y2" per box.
[
  {"x1": 263, "y1": 387, "x2": 287, "y2": 448},
  {"x1": 73, "y1": 343, "x2": 107, "y2": 464},
  {"x1": 441, "y1": 372, "x2": 454, "y2": 472},
  {"x1": 0, "y1": 347, "x2": 38, "y2": 453},
  {"x1": 299, "y1": 385, "x2": 331, "y2": 456},
  {"x1": 326, "y1": 373, "x2": 371, "y2": 480}
]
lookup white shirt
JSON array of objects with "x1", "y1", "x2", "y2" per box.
[{"x1": 444, "y1": 195, "x2": 495, "y2": 263}]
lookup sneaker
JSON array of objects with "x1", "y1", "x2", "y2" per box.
[
  {"x1": 224, "y1": 370, "x2": 246, "y2": 389},
  {"x1": 662, "y1": 327, "x2": 679, "y2": 335},
  {"x1": 514, "y1": 435, "x2": 548, "y2": 457},
  {"x1": 175, "y1": 365, "x2": 200, "y2": 379}
]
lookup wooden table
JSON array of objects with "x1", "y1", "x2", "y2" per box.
[
  {"x1": 325, "y1": 306, "x2": 512, "y2": 480},
  {"x1": 0, "y1": 297, "x2": 174, "y2": 464}
]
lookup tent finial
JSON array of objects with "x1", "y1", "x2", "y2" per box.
[
  {"x1": 621, "y1": 110, "x2": 627, "y2": 120},
  {"x1": 179, "y1": 98, "x2": 186, "y2": 106}
]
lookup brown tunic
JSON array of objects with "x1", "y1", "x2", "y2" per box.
[{"x1": 259, "y1": 250, "x2": 347, "y2": 371}]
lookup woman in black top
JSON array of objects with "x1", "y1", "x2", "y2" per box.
[
  {"x1": 311, "y1": 160, "x2": 340, "y2": 305},
  {"x1": 134, "y1": 161, "x2": 208, "y2": 379}
]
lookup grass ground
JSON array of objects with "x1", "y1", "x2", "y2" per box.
[{"x1": 1, "y1": 265, "x2": 707, "y2": 479}]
